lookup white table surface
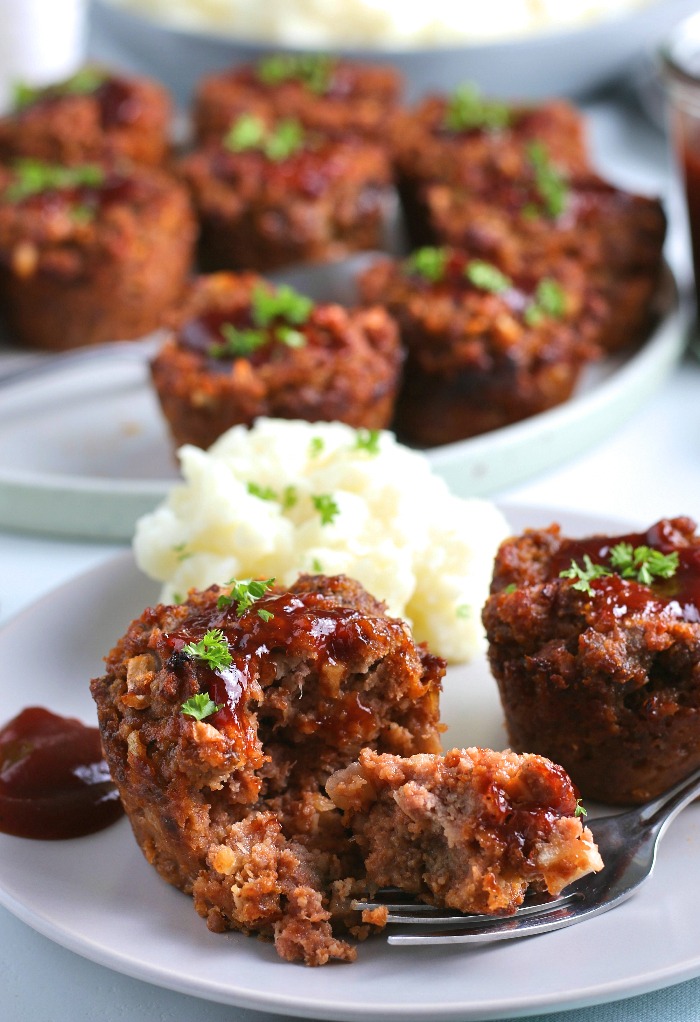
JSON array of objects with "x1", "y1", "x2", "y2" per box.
[{"x1": 3, "y1": 93, "x2": 700, "y2": 1021}]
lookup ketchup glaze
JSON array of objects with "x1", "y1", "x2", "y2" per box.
[
  {"x1": 160, "y1": 589, "x2": 381, "y2": 746},
  {"x1": 550, "y1": 519, "x2": 700, "y2": 626},
  {"x1": 0, "y1": 706, "x2": 123, "y2": 840}
]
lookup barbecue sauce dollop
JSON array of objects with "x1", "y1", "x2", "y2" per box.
[{"x1": 0, "y1": 706, "x2": 123, "y2": 839}]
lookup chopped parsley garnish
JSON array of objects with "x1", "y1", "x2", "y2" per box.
[
  {"x1": 13, "y1": 67, "x2": 107, "y2": 110},
  {"x1": 264, "y1": 118, "x2": 306, "y2": 161},
  {"x1": 608, "y1": 543, "x2": 679, "y2": 586},
  {"x1": 503, "y1": 583, "x2": 518, "y2": 594},
  {"x1": 172, "y1": 541, "x2": 192, "y2": 562},
  {"x1": 309, "y1": 436, "x2": 325, "y2": 459},
  {"x1": 257, "y1": 608, "x2": 274, "y2": 622},
  {"x1": 354, "y1": 428, "x2": 381, "y2": 455},
  {"x1": 217, "y1": 577, "x2": 276, "y2": 614},
  {"x1": 311, "y1": 557, "x2": 324, "y2": 572},
  {"x1": 406, "y1": 246, "x2": 448, "y2": 283},
  {"x1": 210, "y1": 323, "x2": 267, "y2": 358},
  {"x1": 5, "y1": 159, "x2": 104, "y2": 202},
  {"x1": 560, "y1": 542, "x2": 680, "y2": 596},
  {"x1": 465, "y1": 259, "x2": 512, "y2": 294},
  {"x1": 312, "y1": 493, "x2": 340, "y2": 525},
  {"x1": 208, "y1": 284, "x2": 312, "y2": 359},
  {"x1": 443, "y1": 83, "x2": 511, "y2": 133},
  {"x1": 456, "y1": 604, "x2": 471, "y2": 619},
  {"x1": 225, "y1": 112, "x2": 266, "y2": 150},
  {"x1": 256, "y1": 53, "x2": 334, "y2": 95},
  {"x1": 181, "y1": 693, "x2": 223, "y2": 720},
  {"x1": 275, "y1": 325, "x2": 306, "y2": 348},
  {"x1": 224, "y1": 113, "x2": 305, "y2": 161},
  {"x1": 559, "y1": 555, "x2": 612, "y2": 595},
  {"x1": 524, "y1": 278, "x2": 567, "y2": 326},
  {"x1": 246, "y1": 481, "x2": 298, "y2": 508},
  {"x1": 283, "y1": 485, "x2": 299, "y2": 508},
  {"x1": 247, "y1": 481, "x2": 278, "y2": 501},
  {"x1": 252, "y1": 283, "x2": 313, "y2": 327},
  {"x1": 182, "y1": 629, "x2": 232, "y2": 671},
  {"x1": 526, "y1": 141, "x2": 568, "y2": 218},
  {"x1": 574, "y1": 799, "x2": 587, "y2": 817}
]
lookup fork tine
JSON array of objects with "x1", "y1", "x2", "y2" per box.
[
  {"x1": 387, "y1": 901, "x2": 587, "y2": 945},
  {"x1": 352, "y1": 889, "x2": 583, "y2": 927}
]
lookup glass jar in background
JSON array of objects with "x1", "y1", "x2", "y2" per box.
[
  {"x1": 0, "y1": 0, "x2": 87, "y2": 113},
  {"x1": 662, "y1": 12, "x2": 700, "y2": 318}
]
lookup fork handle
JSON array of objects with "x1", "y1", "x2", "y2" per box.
[{"x1": 637, "y1": 764, "x2": 700, "y2": 836}]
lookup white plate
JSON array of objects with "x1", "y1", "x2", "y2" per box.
[
  {"x1": 1, "y1": 503, "x2": 699, "y2": 1019},
  {"x1": 0, "y1": 261, "x2": 688, "y2": 541},
  {"x1": 90, "y1": 0, "x2": 700, "y2": 105}
]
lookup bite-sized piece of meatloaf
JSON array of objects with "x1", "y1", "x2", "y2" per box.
[
  {"x1": 90, "y1": 574, "x2": 444, "y2": 965},
  {"x1": 391, "y1": 89, "x2": 589, "y2": 223},
  {"x1": 194, "y1": 54, "x2": 402, "y2": 145},
  {"x1": 177, "y1": 114, "x2": 393, "y2": 273},
  {"x1": 483, "y1": 516, "x2": 700, "y2": 806},
  {"x1": 422, "y1": 172, "x2": 667, "y2": 353},
  {"x1": 151, "y1": 271, "x2": 402, "y2": 448},
  {"x1": 0, "y1": 66, "x2": 171, "y2": 167},
  {"x1": 0, "y1": 159, "x2": 195, "y2": 350},
  {"x1": 327, "y1": 747, "x2": 602, "y2": 915},
  {"x1": 358, "y1": 247, "x2": 603, "y2": 446}
]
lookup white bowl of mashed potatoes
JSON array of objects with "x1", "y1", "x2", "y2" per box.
[{"x1": 90, "y1": 0, "x2": 699, "y2": 103}]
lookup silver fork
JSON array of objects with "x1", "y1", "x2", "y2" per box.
[{"x1": 353, "y1": 764, "x2": 700, "y2": 945}]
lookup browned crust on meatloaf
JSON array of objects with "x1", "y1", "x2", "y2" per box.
[
  {"x1": 150, "y1": 271, "x2": 402, "y2": 448},
  {"x1": 327, "y1": 747, "x2": 602, "y2": 915},
  {"x1": 423, "y1": 174, "x2": 666, "y2": 353},
  {"x1": 194, "y1": 57, "x2": 402, "y2": 144},
  {"x1": 359, "y1": 249, "x2": 604, "y2": 445},
  {"x1": 90, "y1": 574, "x2": 444, "y2": 964},
  {"x1": 390, "y1": 96, "x2": 589, "y2": 199},
  {"x1": 0, "y1": 69, "x2": 171, "y2": 167},
  {"x1": 177, "y1": 133, "x2": 392, "y2": 273},
  {"x1": 0, "y1": 161, "x2": 195, "y2": 350},
  {"x1": 482, "y1": 517, "x2": 700, "y2": 805}
]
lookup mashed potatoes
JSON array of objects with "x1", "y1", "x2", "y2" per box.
[
  {"x1": 108, "y1": 0, "x2": 653, "y2": 46},
  {"x1": 133, "y1": 419, "x2": 509, "y2": 662}
]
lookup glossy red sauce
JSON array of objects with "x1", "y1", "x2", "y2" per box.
[
  {"x1": 14, "y1": 172, "x2": 140, "y2": 216},
  {"x1": 490, "y1": 760, "x2": 576, "y2": 858},
  {"x1": 211, "y1": 142, "x2": 346, "y2": 198},
  {"x1": 550, "y1": 520, "x2": 700, "y2": 625},
  {"x1": 20, "y1": 75, "x2": 142, "y2": 129},
  {"x1": 159, "y1": 590, "x2": 380, "y2": 745},
  {"x1": 95, "y1": 77, "x2": 142, "y2": 128},
  {"x1": 237, "y1": 60, "x2": 355, "y2": 100},
  {"x1": 177, "y1": 305, "x2": 341, "y2": 369},
  {"x1": 0, "y1": 707, "x2": 123, "y2": 840},
  {"x1": 405, "y1": 248, "x2": 533, "y2": 313}
]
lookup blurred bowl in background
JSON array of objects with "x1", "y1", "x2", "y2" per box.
[{"x1": 88, "y1": 0, "x2": 700, "y2": 106}]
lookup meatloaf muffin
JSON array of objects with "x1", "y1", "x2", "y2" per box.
[
  {"x1": 483, "y1": 516, "x2": 700, "y2": 805},
  {"x1": 327, "y1": 747, "x2": 602, "y2": 915},
  {"x1": 358, "y1": 247, "x2": 604, "y2": 446},
  {"x1": 423, "y1": 171, "x2": 667, "y2": 353},
  {"x1": 193, "y1": 54, "x2": 402, "y2": 145},
  {"x1": 151, "y1": 271, "x2": 402, "y2": 448},
  {"x1": 90, "y1": 573, "x2": 445, "y2": 965},
  {"x1": 391, "y1": 89, "x2": 590, "y2": 233},
  {"x1": 0, "y1": 66, "x2": 171, "y2": 167},
  {"x1": 178, "y1": 114, "x2": 393, "y2": 273},
  {"x1": 0, "y1": 158, "x2": 195, "y2": 350}
]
